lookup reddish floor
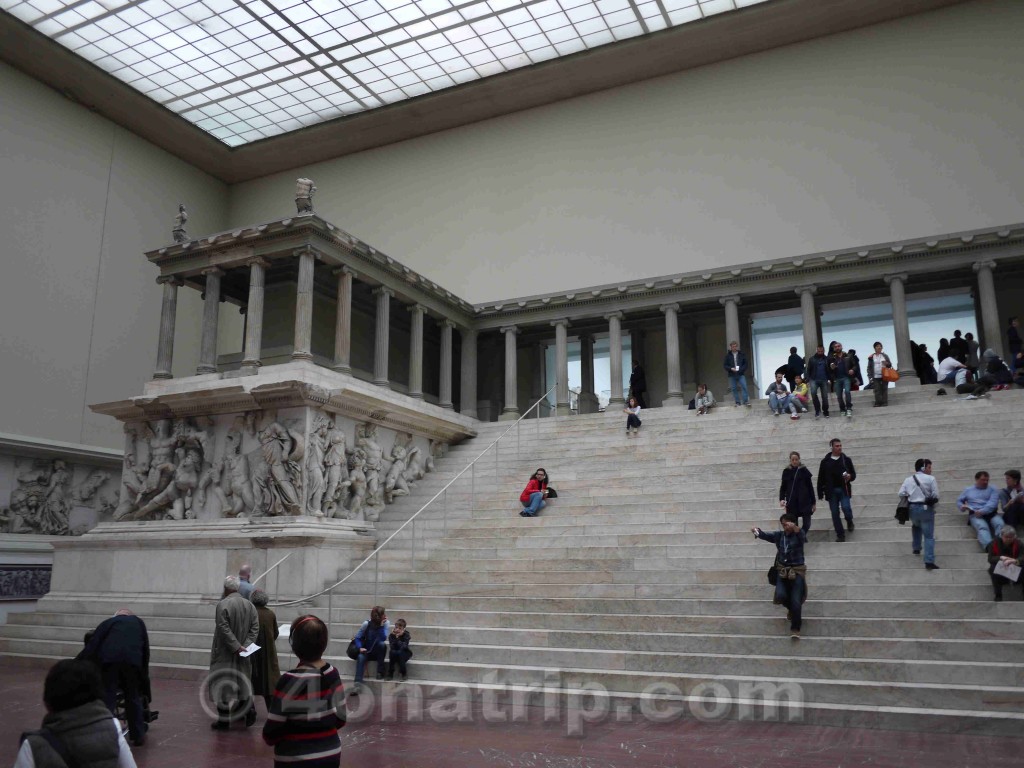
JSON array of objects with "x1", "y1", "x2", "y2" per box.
[{"x1": 1, "y1": 661, "x2": 1020, "y2": 768}]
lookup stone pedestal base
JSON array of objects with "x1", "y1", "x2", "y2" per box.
[
  {"x1": 577, "y1": 393, "x2": 600, "y2": 414},
  {"x1": 895, "y1": 372, "x2": 922, "y2": 388},
  {"x1": 662, "y1": 394, "x2": 687, "y2": 408},
  {"x1": 48, "y1": 518, "x2": 375, "y2": 603}
]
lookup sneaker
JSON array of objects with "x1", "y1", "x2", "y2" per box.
[
  {"x1": 744, "y1": 402, "x2": 752, "y2": 407},
  {"x1": 519, "y1": 510, "x2": 528, "y2": 517},
  {"x1": 965, "y1": 394, "x2": 978, "y2": 400},
  {"x1": 734, "y1": 403, "x2": 741, "y2": 407},
  {"x1": 790, "y1": 414, "x2": 799, "y2": 420},
  {"x1": 846, "y1": 410, "x2": 852, "y2": 418},
  {"x1": 913, "y1": 549, "x2": 921, "y2": 555},
  {"x1": 791, "y1": 631, "x2": 801, "y2": 640},
  {"x1": 925, "y1": 562, "x2": 940, "y2": 570},
  {"x1": 814, "y1": 413, "x2": 820, "y2": 419},
  {"x1": 846, "y1": 519, "x2": 855, "y2": 532},
  {"x1": 774, "y1": 411, "x2": 780, "y2": 417},
  {"x1": 823, "y1": 413, "x2": 830, "y2": 419},
  {"x1": 836, "y1": 536, "x2": 846, "y2": 543}
]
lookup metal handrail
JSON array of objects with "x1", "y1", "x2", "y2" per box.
[
  {"x1": 270, "y1": 383, "x2": 558, "y2": 608},
  {"x1": 252, "y1": 553, "x2": 292, "y2": 585}
]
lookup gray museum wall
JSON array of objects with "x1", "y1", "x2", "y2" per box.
[
  {"x1": 227, "y1": 0, "x2": 1024, "y2": 305},
  {"x1": 0, "y1": 62, "x2": 228, "y2": 450}
]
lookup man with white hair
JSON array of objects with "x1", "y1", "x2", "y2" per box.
[
  {"x1": 209, "y1": 575, "x2": 259, "y2": 730},
  {"x1": 237, "y1": 564, "x2": 254, "y2": 599}
]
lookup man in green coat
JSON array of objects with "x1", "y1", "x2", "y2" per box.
[{"x1": 209, "y1": 575, "x2": 259, "y2": 730}]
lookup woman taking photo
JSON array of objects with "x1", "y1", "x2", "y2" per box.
[
  {"x1": 519, "y1": 468, "x2": 550, "y2": 518},
  {"x1": 779, "y1": 451, "x2": 815, "y2": 540}
]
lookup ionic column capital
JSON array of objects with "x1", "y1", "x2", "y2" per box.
[
  {"x1": 246, "y1": 257, "x2": 271, "y2": 269},
  {"x1": 660, "y1": 303, "x2": 680, "y2": 314},
  {"x1": 333, "y1": 264, "x2": 357, "y2": 277},
  {"x1": 292, "y1": 246, "x2": 321, "y2": 260},
  {"x1": 500, "y1": 325, "x2": 520, "y2": 335},
  {"x1": 441, "y1": 318, "x2": 457, "y2": 330},
  {"x1": 972, "y1": 260, "x2": 997, "y2": 273},
  {"x1": 408, "y1": 303, "x2": 427, "y2": 315},
  {"x1": 883, "y1": 272, "x2": 909, "y2": 285},
  {"x1": 718, "y1": 295, "x2": 741, "y2": 306},
  {"x1": 156, "y1": 275, "x2": 184, "y2": 287},
  {"x1": 794, "y1": 285, "x2": 817, "y2": 296},
  {"x1": 373, "y1": 285, "x2": 395, "y2": 298},
  {"x1": 603, "y1": 311, "x2": 624, "y2": 321},
  {"x1": 550, "y1": 318, "x2": 570, "y2": 329},
  {"x1": 201, "y1": 267, "x2": 224, "y2": 278}
]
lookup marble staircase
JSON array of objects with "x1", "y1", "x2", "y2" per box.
[{"x1": 2, "y1": 386, "x2": 1024, "y2": 733}]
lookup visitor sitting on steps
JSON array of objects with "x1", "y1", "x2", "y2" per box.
[
  {"x1": 623, "y1": 397, "x2": 642, "y2": 436},
  {"x1": 519, "y1": 468, "x2": 550, "y2": 518},
  {"x1": 753, "y1": 514, "x2": 807, "y2": 640},
  {"x1": 694, "y1": 383, "x2": 715, "y2": 415},
  {"x1": 765, "y1": 372, "x2": 799, "y2": 419},
  {"x1": 387, "y1": 619, "x2": 413, "y2": 682},
  {"x1": 988, "y1": 527, "x2": 1024, "y2": 601},
  {"x1": 350, "y1": 606, "x2": 389, "y2": 692},
  {"x1": 958, "y1": 471, "x2": 1003, "y2": 551},
  {"x1": 791, "y1": 375, "x2": 809, "y2": 412}
]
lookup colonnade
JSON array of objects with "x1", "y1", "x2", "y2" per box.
[{"x1": 152, "y1": 254, "x2": 1008, "y2": 419}]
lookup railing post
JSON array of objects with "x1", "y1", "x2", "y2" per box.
[
  {"x1": 443, "y1": 488, "x2": 448, "y2": 535},
  {"x1": 411, "y1": 516, "x2": 417, "y2": 570},
  {"x1": 471, "y1": 461, "x2": 475, "y2": 515},
  {"x1": 517, "y1": 420, "x2": 520, "y2": 460},
  {"x1": 327, "y1": 587, "x2": 333, "y2": 635},
  {"x1": 373, "y1": 550, "x2": 379, "y2": 605},
  {"x1": 495, "y1": 440, "x2": 500, "y2": 494}
]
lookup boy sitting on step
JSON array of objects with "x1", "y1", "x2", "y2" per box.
[{"x1": 387, "y1": 619, "x2": 413, "y2": 681}]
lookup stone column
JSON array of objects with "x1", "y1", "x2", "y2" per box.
[
  {"x1": 460, "y1": 327, "x2": 478, "y2": 418},
  {"x1": 661, "y1": 303, "x2": 684, "y2": 406},
  {"x1": 499, "y1": 325, "x2": 520, "y2": 419},
  {"x1": 407, "y1": 304, "x2": 426, "y2": 399},
  {"x1": 605, "y1": 312, "x2": 624, "y2": 408},
  {"x1": 372, "y1": 286, "x2": 393, "y2": 386},
  {"x1": 291, "y1": 248, "x2": 316, "y2": 361},
  {"x1": 577, "y1": 333, "x2": 598, "y2": 413},
  {"x1": 332, "y1": 266, "x2": 355, "y2": 374},
  {"x1": 884, "y1": 273, "x2": 921, "y2": 387},
  {"x1": 680, "y1": 321, "x2": 698, "y2": 395},
  {"x1": 552, "y1": 319, "x2": 570, "y2": 416},
  {"x1": 530, "y1": 342, "x2": 547, "y2": 416},
  {"x1": 153, "y1": 276, "x2": 183, "y2": 379},
  {"x1": 196, "y1": 268, "x2": 223, "y2": 375},
  {"x1": 241, "y1": 258, "x2": 269, "y2": 374},
  {"x1": 973, "y1": 260, "x2": 1003, "y2": 358},
  {"x1": 439, "y1": 319, "x2": 454, "y2": 409},
  {"x1": 795, "y1": 285, "x2": 819, "y2": 359},
  {"x1": 720, "y1": 295, "x2": 742, "y2": 349}
]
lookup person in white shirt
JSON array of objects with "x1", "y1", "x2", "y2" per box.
[
  {"x1": 694, "y1": 384, "x2": 715, "y2": 415},
  {"x1": 898, "y1": 458, "x2": 940, "y2": 569},
  {"x1": 936, "y1": 355, "x2": 966, "y2": 385},
  {"x1": 623, "y1": 397, "x2": 642, "y2": 436},
  {"x1": 866, "y1": 342, "x2": 893, "y2": 407}
]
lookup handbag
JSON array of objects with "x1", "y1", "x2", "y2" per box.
[
  {"x1": 545, "y1": 487, "x2": 558, "y2": 499},
  {"x1": 912, "y1": 476, "x2": 939, "y2": 507},
  {"x1": 882, "y1": 367, "x2": 900, "y2": 383},
  {"x1": 767, "y1": 555, "x2": 779, "y2": 586},
  {"x1": 346, "y1": 639, "x2": 359, "y2": 660},
  {"x1": 895, "y1": 495, "x2": 910, "y2": 525}
]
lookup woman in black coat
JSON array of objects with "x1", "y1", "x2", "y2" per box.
[{"x1": 779, "y1": 451, "x2": 815, "y2": 540}]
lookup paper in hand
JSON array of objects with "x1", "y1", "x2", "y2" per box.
[
  {"x1": 239, "y1": 643, "x2": 262, "y2": 658},
  {"x1": 994, "y1": 560, "x2": 1022, "y2": 583}
]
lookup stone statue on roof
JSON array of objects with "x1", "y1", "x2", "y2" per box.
[
  {"x1": 172, "y1": 203, "x2": 189, "y2": 243},
  {"x1": 295, "y1": 178, "x2": 316, "y2": 214}
]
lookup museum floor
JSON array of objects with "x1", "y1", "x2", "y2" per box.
[{"x1": 1, "y1": 662, "x2": 1021, "y2": 768}]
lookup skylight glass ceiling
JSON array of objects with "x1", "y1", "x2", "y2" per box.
[{"x1": 3, "y1": 0, "x2": 772, "y2": 146}]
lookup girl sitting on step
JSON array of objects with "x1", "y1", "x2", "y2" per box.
[
  {"x1": 519, "y1": 468, "x2": 550, "y2": 518},
  {"x1": 624, "y1": 397, "x2": 642, "y2": 435}
]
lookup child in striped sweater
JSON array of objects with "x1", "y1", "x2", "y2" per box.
[{"x1": 263, "y1": 615, "x2": 346, "y2": 768}]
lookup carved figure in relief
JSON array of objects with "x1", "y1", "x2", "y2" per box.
[
  {"x1": 222, "y1": 428, "x2": 256, "y2": 518},
  {"x1": 197, "y1": 459, "x2": 230, "y2": 517},
  {"x1": 137, "y1": 420, "x2": 177, "y2": 504},
  {"x1": 305, "y1": 417, "x2": 330, "y2": 517},
  {"x1": 295, "y1": 178, "x2": 316, "y2": 214},
  {"x1": 356, "y1": 423, "x2": 384, "y2": 516},
  {"x1": 134, "y1": 447, "x2": 200, "y2": 520},
  {"x1": 256, "y1": 420, "x2": 304, "y2": 516},
  {"x1": 73, "y1": 470, "x2": 111, "y2": 507},
  {"x1": 344, "y1": 450, "x2": 369, "y2": 522},
  {"x1": 172, "y1": 203, "x2": 189, "y2": 243},
  {"x1": 5, "y1": 460, "x2": 64, "y2": 535},
  {"x1": 39, "y1": 460, "x2": 72, "y2": 535},
  {"x1": 384, "y1": 434, "x2": 418, "y2": 504},
  {"x1": 323, "y1": 420, "x2": 349, "y2": 518}
]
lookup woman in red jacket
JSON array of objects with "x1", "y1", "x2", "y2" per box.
[{"x1": 519, "y1": 468, "x2": 549, "y2": 517}]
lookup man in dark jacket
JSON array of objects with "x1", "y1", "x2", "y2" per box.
[
  {"x1": 805, "y1": 345, "x2": 831, "y2": 418},
  {"x1": 629, "y1": 360, "x2": 648, "y2": 408},
  {"x1": 948, "y1": 330, "x2": 969, "y2": 363},
  {"x1": 818, "y1": 438, "x2": 857, "y2": 542},
  {"x1": 17, "y1": 659, "x2": 136, "y2": 768},
  {"x1": 785, "y1": 347, "x2": 804, "y2": 391},
  {"x1": 78, "y1": 609, "x2": 151, "y2": 747},
  {"x1": 829, "y1": 343, "x2": 855, "y2": 417},
  {"x1": 722, "y1": 341, "x2": 750, "y2": 407}
]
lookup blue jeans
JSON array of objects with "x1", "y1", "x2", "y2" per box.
[
  {"x1": 829, "y1": 488, "x2": 852, "y2": 537},
  {"x1": 970, "y1": 513, "x2": 1005, "y2": 550},
  {"x1": 522, "y1": 491, "x2": 545, "y2": 516},
  {"x1": 909, "y1": 503, "x2": 936, "y2": 564},
  {"x1": 774, "y1": 573, "x2": 805, "y2": 631},
  {"x1": 809, "y1": 380, "x2": 830, "y2": 415},
  {"x1": 768, "y1": 393, "x2": 796, "y2": 414},
  {"x1": 728, "y1": 374, "x2": 749, "y2": 405},
  {"x1": 354, "y1": 644, "x2": 386, "y2": 682},
  {"x1": 835, "y1": 377, "x2": 852, "y2": 411}
]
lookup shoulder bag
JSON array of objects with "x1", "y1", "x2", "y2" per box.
[
  {"x1": 882, "y1": 367, "x2": 900, "y2": 383},
  {"x1": 912, "y1": 476, "x2": 939, "y2": 507}
]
